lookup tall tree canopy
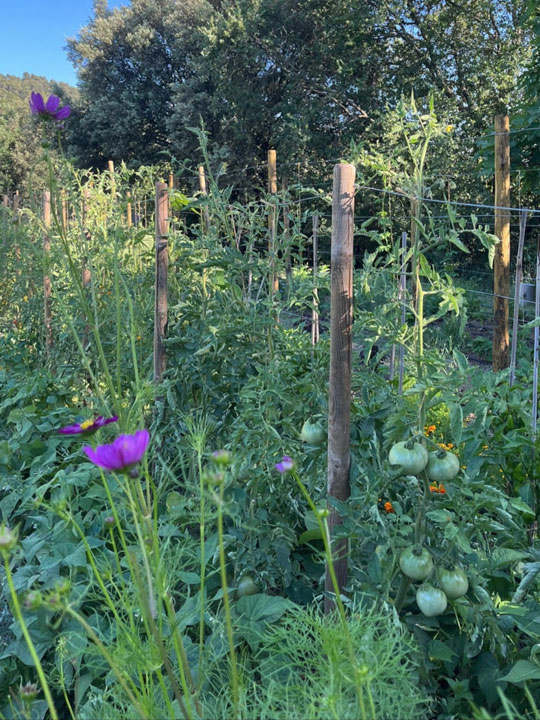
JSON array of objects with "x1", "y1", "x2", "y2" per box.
[{"x1": 34, "y1": 0, "x2": 537, "y2": 188}]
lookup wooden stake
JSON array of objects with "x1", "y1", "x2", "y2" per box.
[
  {"x1": 153, "y1": 182, "x2": 169, "y2": 384},
  {"x1": 127, "y1": 190, "x2": 132, "y2": 228},
  {"x1": 325, "y1": 163, "x2": 355, "y2": 613},
  {"x1": 311, "y1": 214, "x2": 320, "y2": 345},
  {"x1": 198, "y1": 165, "x2": 210, "y2": 232},
  {"x1": 510, "y1": 211, "x2": 527, "y2": 386},
  {"x1": 168, "y1": 172, "x2": 174, "y2": 189},
  {"x1": 493, "y1": 114, "x2": 511, "y2": 371},
  {"x1": 42, "y1": 191, "x2": 52, "y2": 356},
  {"x1": 267, "y1": 149, "x2": 278, "y2": 295}
]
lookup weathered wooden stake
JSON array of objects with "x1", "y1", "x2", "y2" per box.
[
  {"x1": 510, "y1": 211, "x2": 527, "y2": 386},
  {"x1": 42, "y1": 191, "x2": 52, "y2": 356},
  {"x1": 267, "y1": 149, "x2": 278, "y2": 295},
  {"x1": 325, "y1": 163, "x2": 355, "y2": 613},
  {"x1": 198, "y1": 165, "x2": 211, "y2": 232},
  {"x1": 126, "y1": 191, "x2": 132, "y2": 228},
  {"x1": 493, "y1": 114, "x2": 511, "y2": 371},
  {"x1": 168, "y1": 172, "x2": 174, "y2": 189},
  {"x1": 311, "y1": 214, "x2": 320, "y2": 345},
  {"x1": 153, "y1": 182, "x2": 169, "y2": 384}
]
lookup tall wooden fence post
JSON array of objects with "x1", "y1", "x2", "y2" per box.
[
  {"x1": 153, "y1": 182, "x2": 169, "y2": 384},
  {"x1": 42, "y1": 191, "x2": 52, "y2": 356},
  {"x1": 267, "y1": 149, "x2": 278, "y2": 295},
  {"x1": 325, "y1": 163, "x2": 355, "y2": 613},
  {"x1": 493, "y1": 114, "x2": 511, "y2": 371}
]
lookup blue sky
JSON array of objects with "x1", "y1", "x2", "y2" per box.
[{"x1": 0, "y1": 0, "x2": 126, "y2": 86}]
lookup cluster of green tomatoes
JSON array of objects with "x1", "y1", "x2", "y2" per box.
[{"x1": 389, "y1": 439, "x2": 467, "y2": 617}]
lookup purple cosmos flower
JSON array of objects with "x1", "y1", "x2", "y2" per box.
[
  {"x1": 275, "y1": 455, "x2": 294, "y2": 474},
  {"x1": 58, "y1": 416, "x2": 118, "y2": 435},
  {"x1": 84, "y1": 430, "x2": 150, "y2": 472},
  {"x1": 29, "y1": 92, "x2": 70, "y2": 122}
]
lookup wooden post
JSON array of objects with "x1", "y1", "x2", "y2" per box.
[
  {"x1": 168, "y1": 172, "x2": 174, "y2": 189},
  {"x1": 493, "y1": 114, "x2": 511, "y2": 371},
  {"x1": 126, "y1": 191, "x2": 132, "y2": 228},
  {"x1": 2, "y1": 195, "x2": 8, "y2": 207},
  {"x1": 510, "y1": 211, "x2": 527, "y2": 386},
  {"x1": 153, "y1": 182, "x2": 169, "y2": 384},
  {"x1": 42, "y1": 191, "x2": 52, "y2": 356},
  {"x1": 311, "y1": 214, "x2": 320, "y2": 345},
  {"x1": 108, "y1": 160, "x2": 116, "y2": 201},
  {"x1": 198, "y1": 165, "x2": 210, "y2": 232},
  {"x1": 267, "y1": 149, "x2": 278, "y2": 295},
  {"x1": 325, "y1": 163, "x2": 355, "y2": 613}
]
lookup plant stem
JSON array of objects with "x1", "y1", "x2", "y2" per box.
[
  {"x1": 217, "y1": 478, "x2": 239, "y2": 718},
  {"x1": 3, "y1": 555, "x2": 59, "y2": 720}
]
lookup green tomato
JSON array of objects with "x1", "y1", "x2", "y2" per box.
[
  {"x1": 236, "y1": 575, "x2": 258, "y2": 598},
  {"x1": 399, "y1": 546, "x2": 434, "y2": 581},
  {"x1": 300, "y1": 420, "x2": 326, "y2": 446},
  {"x1": 416, "y1": 584, "x2": 448, "y2": 617},
  {"x1": 427, "y1": 450, "x2": 460, "y2": 482},
  {"x1": 438, "y1": 566, "x2": 469, "y2": 599},
  {"x1": 389, "y1": 441, "x2": 428, "y2": 476}
]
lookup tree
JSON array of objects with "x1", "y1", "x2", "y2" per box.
[{"x1": 66, "y1": 0, "x2": 213, "y2": 168}]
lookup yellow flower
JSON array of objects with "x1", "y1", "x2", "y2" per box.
[
  {"x1": 446, "y1": 125, "x2": 453, "y2": 133},
  {"x1": 23, "y1": 295, "x2": 28, "y2": 302}
]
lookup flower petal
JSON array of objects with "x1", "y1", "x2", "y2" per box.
[
  {"x1": 45, "y1": 95, "x2": 60, "y2": 113},
  {"x1": 58, "y1": 423, "x2": 82, "y2": 435},
  {"x1": 30, "y1": 92, "x2": 45, "y2": 114},
  {"x1": 54, "y1": 105, "x2": 71, "y2": 120}
]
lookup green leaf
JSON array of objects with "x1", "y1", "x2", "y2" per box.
[
  {"x1": 428, "y1": 639, "x2": 456, "y2": 663},
  {"x1": 491, "y1": 547, "x2": 529, "y2": 569},
  {"x1": 449, "y1": 404, "x2": 463, "y2": 445},
  {"x1": 498, "y1": 660, "x2": 540, "y2": 684},
  {"x1": 299, "y1": 528, "x2": 323, "y2": 544}
]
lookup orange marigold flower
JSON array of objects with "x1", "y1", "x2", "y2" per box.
[
  {"x1": 383, "y1": 501, "x2": 395, "y2": 514},
  {"x1": 429, "y1": 485, "x2": 439, "y2": 493},
  {"x1": 438, "y1": 484, "x2": 446, "y2": 494}
]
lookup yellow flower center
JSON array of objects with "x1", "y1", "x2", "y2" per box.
[{"x1": 80, "y1": 419, "x2": 94, "y2": 430}]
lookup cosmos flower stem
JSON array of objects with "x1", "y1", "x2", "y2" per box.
[
  {"x1": 291, "y1": 468, "x2": 367, "y2": 716},
  {"x1": 216, "y1": 476, "x2": 239, "y2": 719},
  {"x1": 56, "y1": 508, "x2": 125, "y2": 628},
  {"x1": 3, "y1": 555, "x2": 59, "y2": 720},
  {"x1": 122, "y1": 478, "x2": 157, "y2": 619},
  {"x1": 65, "y1": 606, "x2": 149, "y2": 719},
  {"x1": 129, "y1": 556, "x2": 193, "y2": 720},
  {"x1": 197, "y1": 451, "x2": 207, "y2": 691}
]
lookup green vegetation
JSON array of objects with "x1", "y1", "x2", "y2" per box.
[{"x1": 2, "y1": 2, "x2": 540, "y2": 718}]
